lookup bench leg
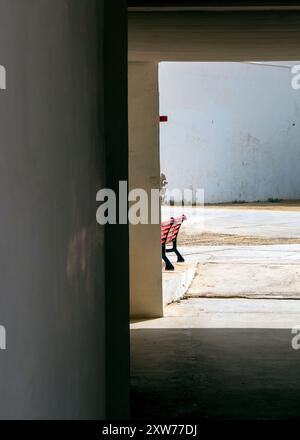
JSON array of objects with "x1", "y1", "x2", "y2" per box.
[
  {"x1": 166, "y1": 239, "x2": 185, "y2": 263},
  {"x1": 174, "y1": 247, "x2": 185, "y2": 263},
  {"x1": 162, "y1": 245, "x2": 174, "y2": 270}
]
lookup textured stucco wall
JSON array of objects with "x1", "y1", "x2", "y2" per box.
[
  {"x1": 159, "y1": 62, "x2": 300, "y2": 203},
  {"x1": 0, "y1": 0, "x2": 105, "y2": 419}
]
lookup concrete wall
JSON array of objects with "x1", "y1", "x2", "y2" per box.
[
  {"x1": 0, "y1": 0, "x2": 105, "y2": 419},
  {"x1": 160, "y1": 62, "x2": 300, "y2": 203},
  {"x1": 128, "y1": 62, "x2": 163, "y2": 318}
]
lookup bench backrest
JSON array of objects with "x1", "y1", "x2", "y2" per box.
[
  {"x1": 161, "y1": 214, "x2": 187, "y2": 245},
  {"x1": 161, "y1": 217, "x2": 174, "y2": 245}
]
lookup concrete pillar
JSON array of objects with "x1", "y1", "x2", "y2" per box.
[{"x1": 128, "y1": 62, "x2": 163, "y2": 318}]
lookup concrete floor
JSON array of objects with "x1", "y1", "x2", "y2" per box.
[
  {"x1": 131, "y1": 205, "x2": 300, "y2": 419},
  {"x1": 188, "y1": 262, "x2": 300, "y2": 298},
  {"x1": 165, "y1": 244, "x2": 300, "y2": 300},
  {"x1": 131, "y1": 328, "x2": 300, "y2": 419},
  {"x1": 132, "y1": 298, "x2": 300, "y2": 329},
  {"x1": 131, "y1": 295, "x2": 300, "y2": 419}
]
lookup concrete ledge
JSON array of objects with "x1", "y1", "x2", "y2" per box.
[{"x1": 163, "y1": 263, "x2": 196, "y2": 308}]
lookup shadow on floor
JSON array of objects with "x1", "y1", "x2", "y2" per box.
[{"x1": 131, "y1": 328, "x2": 300, "y2": 420}]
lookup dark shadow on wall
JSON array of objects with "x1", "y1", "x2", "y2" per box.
[{"x1": 104, "y1": 0, "x2": 130, "y2": 420}]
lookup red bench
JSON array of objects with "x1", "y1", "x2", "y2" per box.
[{"x1": 161, "y1": 214, "x2": 187, "y2": 270}]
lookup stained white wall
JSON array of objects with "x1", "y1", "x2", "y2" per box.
[{"x1": 159, "y1": 62, "x2": 300, "y2": 203}]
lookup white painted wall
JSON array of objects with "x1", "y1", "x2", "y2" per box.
[
  {"x1": 159, "y1": 62, "x2": 300, "y2": 203},
  {"x1": 0, "y1": 0, "x2": 105, "y2": 419}
]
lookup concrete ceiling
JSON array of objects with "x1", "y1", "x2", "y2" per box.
[
  {"x1": 128, "y1": 10, "x2": 300, "y2": 62},
  {"x1": 128, "y1": 1, "x2": 300, "y2": 11}
]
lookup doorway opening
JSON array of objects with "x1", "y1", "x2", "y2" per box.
[
  {"x1": 130, "y1": 61, "x2": 300, "y2": 420},
  {"x1": 159, "y1": 61, "x2": 300, "y2": 323}
]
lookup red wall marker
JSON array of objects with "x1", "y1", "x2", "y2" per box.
[{"x1": 160, "y1": 115, "x2": 168, "y2": 122}]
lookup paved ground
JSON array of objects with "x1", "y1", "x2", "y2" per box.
[
  {"x1": 162, "y1": 204, "x2": 300, "y2": 239},
  {"x1": 179, "y1": 244, "x2": 300, "y2": 299},
  {"x1": 131, "y1": 204, "x2": 300, "y2": 419},
  {"x1": 188, "y1": 261, "x2": 300, "y2": 298},
  {"x1": 206, "y1": 200, "x2": 300, "y2": 211},
  {"x1": 179, "y1": 232, "x2": 300, "y2": 246},
  {"x1": 131, "y1": 328, "x2": 300, "y2": 419},
  {"x1": 162, "y1": 204, "x2": 300, "y2": 299},
  {"x1": 131, "y1": 298, "x2": 300, "y2": 328}
]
